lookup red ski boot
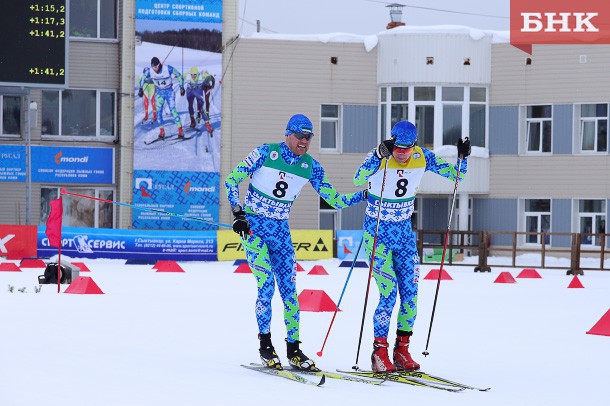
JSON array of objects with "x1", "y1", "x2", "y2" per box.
[
  {"x1": 371, "y1": 337, "x2": 397, "y2": 372},
  {"x1": 178, "y1": 127, "x2": 184, "y2": 138},
  {"x1": 205, "y1": 121, "x2": 213, "y2": 134},
  {"x1": 393, "y1": 334, "x2": 420, "y2": 371},
  {"x1": 157, "y1": 128, "x2": 165, "y2": 139}
]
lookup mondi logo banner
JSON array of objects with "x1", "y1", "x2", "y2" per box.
[{"x1": 511, "y1": 0, "x2": 610, "y2": 53}]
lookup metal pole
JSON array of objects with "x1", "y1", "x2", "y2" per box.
[{"x1": 25, "y1": 94, "x2": 32, "y2": 224}]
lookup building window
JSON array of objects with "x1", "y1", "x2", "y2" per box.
[
  {"x1": 469, "y1": 87, "x2": 487, "y2": 148},
  {"x1": 414, "y1": 87, "x2": 435, "y2": 149},
  {"x1": 1, "y1": 95, "x2": 21, "y2": 136},
  {"x1": 411, "y1": 197, "x2": 419, "y2": 230},
  {"x1": 40, "y1": 187, "x2": 115, "y2": 229},
  {"x1": 41, "y1": 89, "x2": 116, "y2": 140},
  {"x1": 579, "y1": 103, "x2": 607, "y2": 153},
  {"x1": 523, "y1": 199, "x2": 551, "y2": 245},
  {"x1": 390, "y1": 86, "x2": 408, "y2": 130},
  {"x1": 525, "y1": 105, "x2": 552, "y2": 153},
  {"x1": 380, "y1": 88, "x2": 387, "y2": 139},
  {"x1": 380, "y1": 85, "x2": 487, "y2": 149},
  {"x1": 319, "y1": 197, "x2": 339, "y2": 238},
  {"x1": 70, "y1": 0, "x2": 117, "y2": 39},
  {"x1": 320, "y1": 104, "x2": 341, "y2": 151},
  {"x1": 442, "y1": 87, "x2": 464, "y2": 147},
  {"x1": 577, "y1": 199, "x2": 606, "y2": 246}
]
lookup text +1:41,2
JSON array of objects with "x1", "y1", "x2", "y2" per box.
[
  {"x1": 29, "y1": 67, "x2": 65, "y2": 76},
  {"x1": 29, "y1": 29, "x2": 65, "y2": 38}
]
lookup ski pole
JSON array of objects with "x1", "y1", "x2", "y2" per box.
[
  {"x1": 422, "y1": 155, "x2": 464, "y2": 357},
  {"x1": 60, "y1": 189, "x2": 232, "y2": 229},
  {"x1": 317, "y1": 235, "x2": 365, "y2": 357},
  {"x1": 353, "y1": 158, "x2": 389, "y2": 370}
]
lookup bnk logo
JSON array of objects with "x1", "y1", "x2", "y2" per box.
[
  {"x1": 510, "y1": 0, "x2": 610, "y2": 54},
  {"x1": 54, "y1": 150, "x2": 89, "y2": 165}
]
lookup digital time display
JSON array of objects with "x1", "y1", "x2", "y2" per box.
[{"x1": 0, "y1": 1, "x2": 67, "y2": 87}]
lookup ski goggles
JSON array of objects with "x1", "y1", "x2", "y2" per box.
[
  {"x1": 292, "y1": 131, "x2": 314, "y2": 141},
  {"x1": 394, "y1": 143, "x2": 416, "y2": 154}
]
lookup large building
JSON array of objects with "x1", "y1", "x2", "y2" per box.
[{"x1": 1, "y1": 0, "x2": 608, "y2": 253}]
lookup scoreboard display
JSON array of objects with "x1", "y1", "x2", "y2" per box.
[{"x1": 0, "y1": 1, "x2": 68, "y2": 87}]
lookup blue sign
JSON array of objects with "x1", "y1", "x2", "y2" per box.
[
  {"x1": 132, "y1": 170, "x2": 220, "y2": 230},
  {"x1": 0, "y1": 145, "x2": 26, "y2": 182},
  {"x1": 31, "y1": 146, "x2": 114, "y2": 184},
  {"x1": 136, "y1": 0, "x2": 222, "y2": 23},
  {"x1": 37, "y1": 226, "x2": 217, "y2": 261},
  {"x1": 337, "y1": 230, "x2": 368, "y2": 260}
]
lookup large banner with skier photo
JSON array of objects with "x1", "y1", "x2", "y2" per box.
[{"x1": 133, "y1": 0, "x2": 222, "y2": 230}]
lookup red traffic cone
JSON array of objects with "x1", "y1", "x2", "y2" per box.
[
  {"x1": 494, "y1": 272, "x2": 516, "y2": 283},
  {"x1": 567, "y1": 275, "x2": 584, "y2": 288},
  {"x1": 424, "y1": 269, "x2": 453, "y2": 280},
  {"x1": 587, "y1": 309, "x2": 610, "y2": 337},
  {"x1": 298, "y1": 289, "x2": 339, "y2": 312}
]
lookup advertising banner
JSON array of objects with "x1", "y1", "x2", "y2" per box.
[
  {"x1": 133, "y1": 170, "x2": 219, "y2": 229},
  {"x1": 133, "y1": 0, "x2": 222, "y2": 230},
  {"x1": 336, "y1": 230, "x2": 368, "y2": 260},
  {"x1": 37, "y1": 226, "x2": 217, "y2": 261},
  {"x1": 218, "y1": 230, "x2": 334, "y2": 261},
  {"x1": 0, "y1": 225, "x2": 37, "y2": 260},
  {"x1": 31, "y1": 146, "x2": 114, "y2": 184},
  {"x1": 0, "y1": 145, "x2": 26, "y2": 182}
]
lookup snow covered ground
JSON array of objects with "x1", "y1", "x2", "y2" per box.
[{"x1": 1, "y1": 256, "x2": 609, "y2": 406}]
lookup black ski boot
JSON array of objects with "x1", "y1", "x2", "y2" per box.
[
  {"x1": 259, "y1": 333, "x2": 282, "y2": 370},
  {"x1": 286, "y1": 340, "x2": 320, "y2": 372}
]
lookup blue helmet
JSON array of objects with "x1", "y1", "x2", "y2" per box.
[
  {"x1": 285, "y1": 114, "x2": 314, "y2": 136},
  {"x1": 391, "y1": 121, "x2": 417, "y2": 147}
]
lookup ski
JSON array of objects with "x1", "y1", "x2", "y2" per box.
[
  {"x1": 296, "y1": 369, "x2": 386, "y2": 386},
  {"x1": 144, "y1": 134, "x2": 176, "y2": 145},
  {"x1": 398, "y1": 370, "x2": 490, "y2": 391},
  {"x1": 144, "y1": 137, "x2": 165, "y2": 145},
  {"x1": 241, "y1": 364, "x2": 325, "y2": 387},
  {"x1": 336, "y1": 369, "x2": 464, "y2": 392},
  {"x1": 168, "y1": 135, "x2": 197, "y2": 145},
  {"x1": 248, "y1": 364, "x2": 383, "y2": 386}
]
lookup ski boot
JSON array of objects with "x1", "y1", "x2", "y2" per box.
[
  {"x1": 393, "y1": 333, "x2": 420, "y2": 371},
  {"x1": 177, "y1": 127, "x2": 184, "y2": 138},
  {"x1": 259, "y1": 333, "x2": 282, "y2": 370},
  {"x1": 190, "y1": 115, "x2": 196, "y2": 128},
  {"x1": 371, "y1": 337, "x2": 397, "y2": 372},
  {"x1": 157, "y1": 128, "x2": 165, "y2": 139},
  {"x1": 286, "y1": 340, "x2": 319, "y2": 372},
  {"x1": 205, "y1": 121, "x2": 213, "y2": 136},
  {"x1": 152, "y1": 112, "x2": 157, "y2": 122},
  {"x1": 143, "y1": 112, "x2": 148, "y2": 122}
]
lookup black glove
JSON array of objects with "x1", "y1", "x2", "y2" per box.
[
  {"x1": 180, "y1": 87, "x2": 185, "y2": 96},
  {"x1": 457, "y1": 137, "x2": 471, "y2": 158},
  {"x1": 137, "y1": 88, "x2": 143, "y2": 98},
  {"x1": 232, "y1": 206, "x2": 250, "y2": 239},
  {"x1": 375, "y1": 139, "x2": 395, "y2": 159}
]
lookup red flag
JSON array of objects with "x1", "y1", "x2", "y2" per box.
[{"x1": 45, "y1": 196, "x2": 63, "y2": 248}]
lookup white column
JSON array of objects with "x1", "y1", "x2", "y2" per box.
[
  {"x1": 458, "y1": 193, "x2": 469, "y2": 231},
  {"x1": 458, "y1": 193, "x2": 470, "y2": 254}
]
